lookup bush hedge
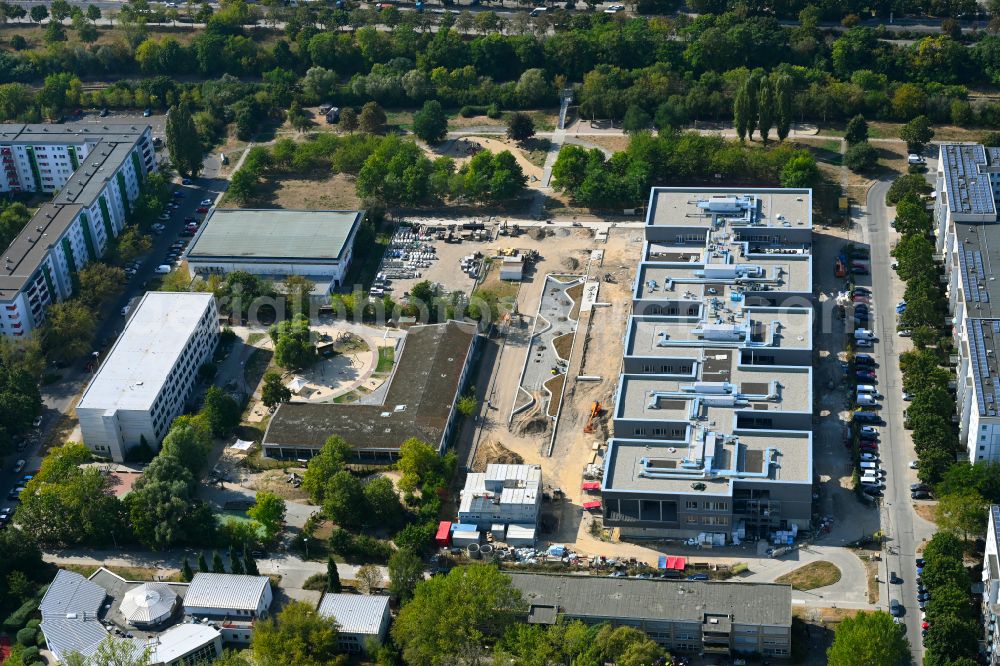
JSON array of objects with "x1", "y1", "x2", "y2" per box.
[
  {"x1": 3, "y1": 598, "x2": 39, "y2": 632},
  {"x1": 16, "y1": 626, "x2": 37, "y2": 646}
]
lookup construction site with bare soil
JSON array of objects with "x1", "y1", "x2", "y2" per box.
[{"x1": 459, "y1": 224, "x2": 645, "y2": 558}]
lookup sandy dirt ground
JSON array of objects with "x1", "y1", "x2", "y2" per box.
[{"x1": 432, "y1": 136, "x2": 545, "y2": 185}]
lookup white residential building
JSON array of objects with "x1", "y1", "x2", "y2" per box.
[
  {"x1": 0, "y1": 123, "x2": 155, "y2": 337},
  {"x1": 183, "y1": 573, "x2": 273, "y2": 622},
  {"x1": 458, "y1": 464, "x2": 542, "y2": 529},
  {"x1": 983, "y1": 505, "x2": 1000, "y2": 663},
  {"x1": 935, "y1": 144, "x2": 1000, "y2": 461},
  {"x1": 317, "y1": 593, "x2": 391, "y2": 654},
  {"x1": 76, "y1": 293, "x2": 218, "y2": 461}
]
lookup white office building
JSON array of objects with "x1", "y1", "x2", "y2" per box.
[
  {"x1": 76, "y1": 293, "x2": 218, "y2": 461},
  {"x1": 317, "y1": 593, "x2": 391, "y2": 654},
  {"x1": 0, "y1": 123, "x2": 155, "y2": 337},
  {"x1": 458, "y1": 464, "x2": 542, "y2": 529},
  {"x1": 984, "y1": 506, "x2": 1000, "y2": 662}
]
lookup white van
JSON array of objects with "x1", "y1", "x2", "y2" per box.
[
  {"x1": 857, "y1": 385, "x2": 878, "y2": 395},
  {"x1": 529, "y1": 6, "x2": 546, "y2": 15},
  {"x1": 155, "y1": 265, "x2": 172, "y2": 274},
  {"x1": 907, "y1": 154, "x2": 925, "y2": 164},
  {"x1": 859, "y1": 461, "x2": 879, "y2": 471},
  {"x1": 855, "y1": 328, "x2": 875, "y2": 340},
  {"x1": 856, "y1": 394, "x2": 879, "y2": 407}
]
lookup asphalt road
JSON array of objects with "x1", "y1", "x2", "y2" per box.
[
  {"x1": 862, "y1": 175, "x2": 926, "y2": 661},
  {"x1": 4, "y1": 0, "x2": 988, "y2": 36}
]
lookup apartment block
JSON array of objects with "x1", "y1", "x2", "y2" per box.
[
  {"x1": 77, "y1": 293, "x2": 218, "y2": 461},
  {"x1": 0, "y1": 123, "x2": 155, "y2": 337},
  {"x1": 934, "y1": 144, "x2": 1000, "y2": 461},
  {"x1": 601, "y1": 188, "x2": 815, "y2": 542}
]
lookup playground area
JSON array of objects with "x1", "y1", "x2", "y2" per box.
[{"x1": 241, "y1": 321, "x2": 403, "y2": 424}]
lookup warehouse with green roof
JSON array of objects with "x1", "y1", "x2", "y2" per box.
[{"x1": 184, "y1": 208, "x2": 365, "y2": 293}]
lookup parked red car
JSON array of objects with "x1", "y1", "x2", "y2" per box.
[{"x1": 196, "y1": 206, "x2": 209, "y2": 214}]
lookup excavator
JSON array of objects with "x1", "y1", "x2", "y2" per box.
[{"x1": 583, "y1": 401, "x2": 602, "y2": 434}]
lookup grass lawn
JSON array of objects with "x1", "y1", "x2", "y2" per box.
[
  {"x1": 217, "y1": 512, "x2": 267, "y2": 539},
  {"x1": 375, "y1": 346, "x2": 395, "y2": 373},
  {"x1": 775, "y1": 561, "x2": 842, "y2": 591}
]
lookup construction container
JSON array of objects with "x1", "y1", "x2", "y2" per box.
[
  {"x1": 505, "y1": 524, "x2": 536, "y2": 547},
  {"x1": 452, "y1": 531, "x2": 480, "y2": 548},
  {"x1": 491, "y1": 523, "x2": 507, "y2": 541},
  {"x1": 435, "y1": 521, "x2": 452, "y2": 547}
]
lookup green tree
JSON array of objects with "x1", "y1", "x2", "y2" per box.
[
  {"x1": 303, "y1": 435, "x2": 352, "y2": 503},
  {"x1": 827, "y1": 610, "x2": 909, "y2": 665},
  {"x1": 29, "y1": 5, "x2": 48, "y2": 23},
  {"x1": 243, "y1": 547, "x2": 259, "y2": 575},
  {"x1": 886, "y1": 173, "x2": 932, "y2": 205},
  {"x1": 252, "y1": 601, "x2": 339, "y2": 666},
  {"x1": 227, "y1": 167, "x2": 260, "y2": 205},
  {"x1": 229, "y1": 544, "x2": 245, "y2": 574},
  {"x1": 358, "y1": 101, "x2": 387, "y2": 135},
  {"x1": 160, "y1": 415, "x2": 213, "y2": 475},
  {"x1": 269, "y1": 314, "x2": 316, "y2": 370},
  {"x1": 924, "y1": 615, "x2": 979, "y2": 663},
  {"x1": 86, "y1": 4, "x2": 102, "y2": 20},
  {"x1": 505, "y1": 112, "x2": 536, "y2": 142},
  {"x1": 356, "y1": 563, "x2": 383, "y2": 594},
  {"x1": 757, "y1": 76, "x2": 774, "y2": 144},
  {"x1": 201, "y1": 386, "x2": 241, "y2": 437},
  {"x1": 181, "y1": 557, "x2": 193, "y2": 582},
  {"x1": 935, "y1": 489, "x2": 988, "y2": 540},
  {"x1": 733, "y1": 79, "x2": 751, "y2": 142},
  {"x1": 780, "y1": 152, "x2": 820, "y2": 188},
  {"x1": 392, "y1": 565, "x2": 525, "y2": 666},
  {"x1": 844, "y1": 141, "x2": 878, "y2": 172},
  {"x1": 388, "y1": 548, "x2": 423, "y2": 602},
  {"x1": 116, "y1": 226, "x2": 152, "y2": 263},
  {"x1": 327, "y1": 556, "x2": 342, "y2": 593},
  {"x1": 165, "y1": 103, "x2": 203, "y2": 177},
  {"x1": 413, "y1": 100, "x2": 448, "y2": 144},
  {"x1": 43, "y1": 20, "x2": 67, "y2": 43},
  {"x1": 899, "y1": 115, "x2": 935, "y2": 152},
  {"x1": 42, "y1": 300, "x2": 97, "y2": 364},
  {"x1": 287, "y1": 100, "x2": 310, "y2": 133},
  {"x1": 773, "y1": 73, "x2": 792, "y2": 141},
  {"x1": 340, "y1": 107, "x2": 358, "y2": 133},
  {"x1": 261, "y1": 372, "x2": 292, "y2": 408},
  {"x1": 323, "y1": 470, "x2": 365, "y2": 530},
  {"x1": 845, "y1": 114, "x2": 869, "y2": 145},
  {"x1": 212, "y1": 550, "x2": 226, "y2": 573},
  {"x1": 50, "y1": 0, "x2": 70, "y2": 21},
  {"x1": 622, "y1": 105, "x2": 652, "y2": 135},
  {"x1": 397, "y1": 438, "x2": 444, "y2": 492},
  {"x1": 198, "y1": 552, "x2": 209, "y2": 572},
  {"x1": 126, "y1": 454, "x2": 214, "y2": 550},
  {"x1": 363, "y1": 476, "x2": 403, "y2": 529},
  {"x1": 248, "y1": 491, "x2": 286, "y2": 540}
]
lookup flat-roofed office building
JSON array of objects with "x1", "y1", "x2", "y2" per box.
[{"x1": 77, "y1": 292, "x2": 218, "y2": 461}]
